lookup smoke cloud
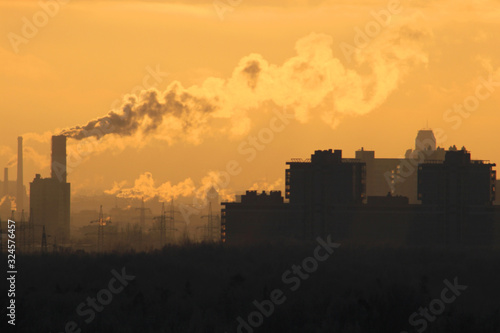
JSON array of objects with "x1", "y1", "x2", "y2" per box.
[
  {"x1": 105, "y1": 171, "x2": 235, "y2": 203},
  {"x1": 3, "y1": 146, "x2": 50, "y2": 170},
  {"x1": 57, "y1": 24, "x2": 429, "y2": 146},
  {"x1": 248, "y1": 178, "x2": 283, "y2": 192}
]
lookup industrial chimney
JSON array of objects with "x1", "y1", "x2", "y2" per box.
[
  {"x1": 51, "y1": 135, "x2": 67, "y2": 183},
  {"x1": 17, "y1": 136, "x2": 23, "y2": 213},
  {"x1": 4, "y1": 167, "x2": 8, "y2": 197}
]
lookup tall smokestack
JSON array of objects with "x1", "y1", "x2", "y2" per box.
[
  {"x1": 4, "y1": 167, "x2": 8, "y2": 197},
  {"x1": 51, "y1": 135, "x2": 67, "y2": 183},
  {"x1": 17, "y1": 136, "x2": 23, "y2": 213}
]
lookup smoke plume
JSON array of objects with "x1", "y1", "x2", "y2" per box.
[
  {"x1": 105, "y1": 171, "x2": 235, "y2": 203},
  {"x1": 57, "y1": 24, "x2": 429, "y2": 146}
]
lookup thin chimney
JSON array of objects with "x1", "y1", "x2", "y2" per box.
[
  {"x1": 3, "y1": 167, "x2": 8, "y2": 197},
  {"x1": 51, "y1": 135, "x2": 67, "y2": 183},
  {"x1": 17, "y1": 136, "x2": 23, "y2": 212}
]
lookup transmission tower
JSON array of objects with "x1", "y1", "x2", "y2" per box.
[
  {"x1": 41, "y1": 225, "x2": 47, "y2": 253},
  {"x1": 151, "y1": 198, "x2": 180, "y2": 248},
  {"x1": 90, "y1": 205, "x2": 111, "y2": 253}
]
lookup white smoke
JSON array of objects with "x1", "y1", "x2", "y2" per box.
[{"x1": 56, "y1": 26, "x2": 429, "y2": 148}]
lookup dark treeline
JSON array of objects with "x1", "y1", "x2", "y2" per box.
[{"x1": 2, "y1": 242, "x2": 500, "y2": 332}]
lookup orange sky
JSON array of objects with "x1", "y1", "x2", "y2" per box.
[{"x1": 1, "y1": 0, "x2": 499, "y2": 201}]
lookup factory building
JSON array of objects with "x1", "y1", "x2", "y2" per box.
[{"x1": 30, "y1": 135, "x2": 71, "y2": 243}]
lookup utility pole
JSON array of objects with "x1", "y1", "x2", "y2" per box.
[{"x1": 41, "y1": 225, "x2": 47, "y2": 254}]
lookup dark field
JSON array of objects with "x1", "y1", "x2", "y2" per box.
[{"x1": 2, "y1": 242, "x2": 500, "y2": 333}]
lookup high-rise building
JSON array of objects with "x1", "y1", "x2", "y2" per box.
[
  {"x1": 221, "y1": 144, "x2": 499, "y2": 246},
  {"x1": 355, "y1": 129, "x2": 446, "y2": 204},
  {"x1": 355, "y1": 148, "x2": 401, "y2": 199},
  {"x1": 418, "y1": 148, "x2": 496, "y2": 206},
  {"x1": 3, "y1": 168, "x2": 8, "y2": 197},
  {"x1": 286, "y1": 149, "x2": 366, "y2": 205},
  {"x1": 221, "y1": 191, "x2": 298, "y2": 244},
  {"x1": 30, "y1": 135, "x2": 71, "y2": 243},
  {"x1": 496, "y1": 180, "x2": 500, "y2": 205},
  {"x1": 418, "y1": 148, "x2": 496, "y2": 245},
  {"x1": 286, "y1": 149, "x2": 366, "y2": 238},
  {"x1": 415, "y1": 129, "x2": 436, "y2": 152}
]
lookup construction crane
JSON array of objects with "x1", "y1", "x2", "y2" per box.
[{"x1": 90, "y1": 205, "x2": 112, "y2": 253}]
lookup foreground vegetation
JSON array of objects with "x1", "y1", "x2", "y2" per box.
[{"x1": 2, "y1": 242, "x2": 500, "y2": 332}]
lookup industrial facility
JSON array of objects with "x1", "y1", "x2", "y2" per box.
[
  {"x1": 1, "y1": 129, "x2": 499, "y2": 252},
  {"x1": 30, "y1": 135, "x2": 71, "y2": 244}
]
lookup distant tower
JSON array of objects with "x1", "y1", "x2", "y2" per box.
[
  {"x1": 51, "y1": 135, "x2": 67, "y2": 182},
  {"x1": 17, "y1": 136, "x2": 23, "y2": 213},
  {"x1": 3, "y1": 167, "x2": 8, "y2": 197},
  {"x1": 201, "y1": 201, "x2": 219, "y2": 243},
  {"x1": 415, "y1": 129, "x2": 436, "y2": 152},
  {"x1": 206, "y1": 187, "x2": 221, "y2": 242}
]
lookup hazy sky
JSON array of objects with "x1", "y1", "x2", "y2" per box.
[{"x1": 1, "y1": 0, "x2": 499, "y2": 202}]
